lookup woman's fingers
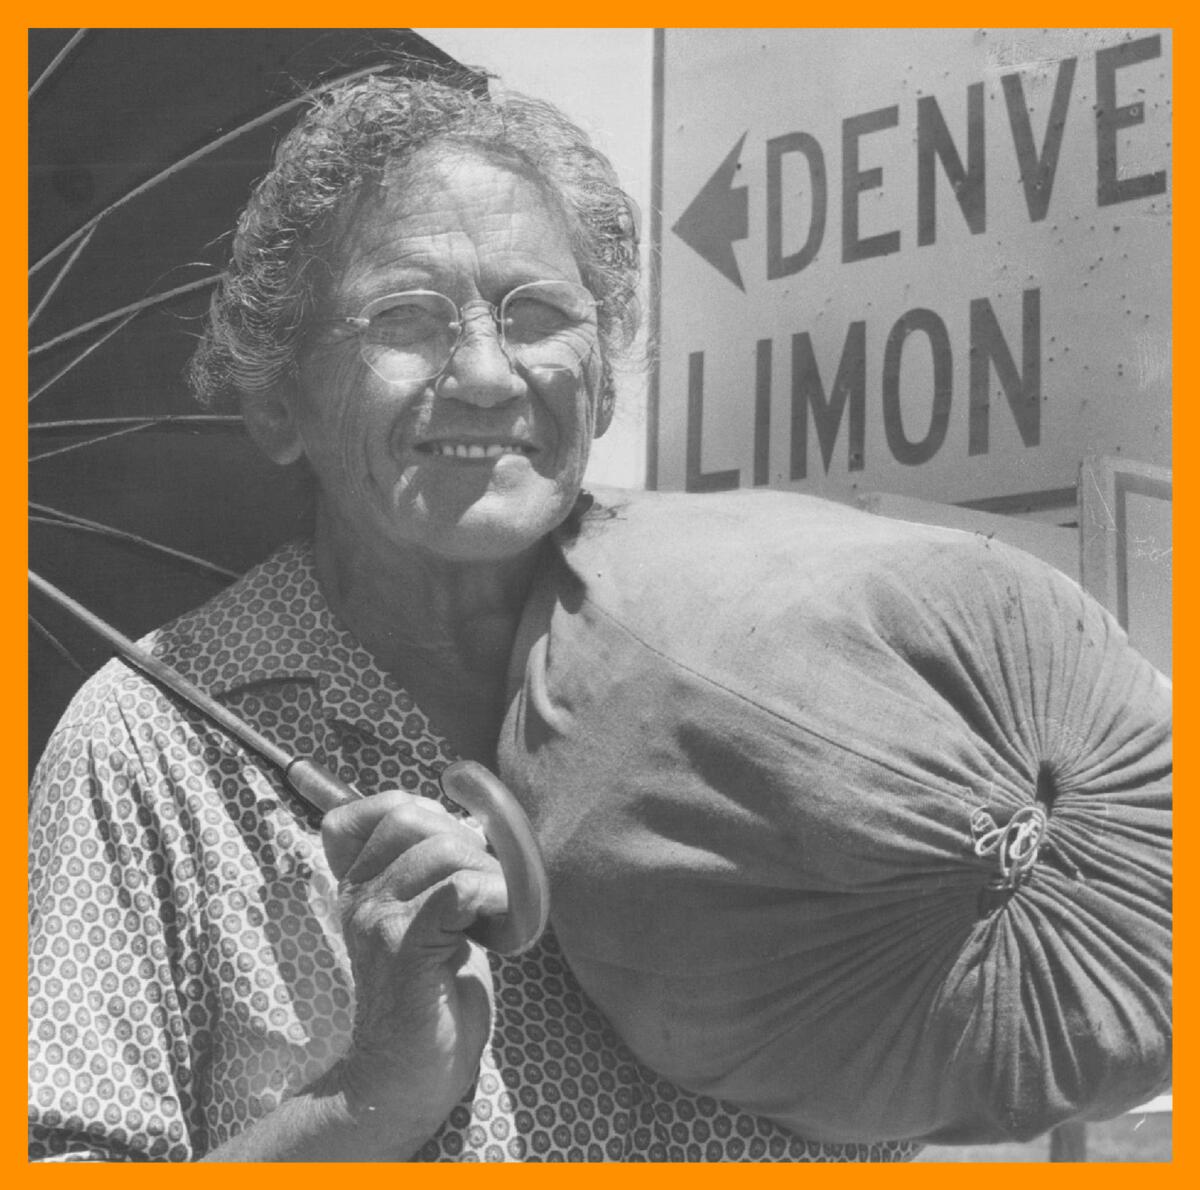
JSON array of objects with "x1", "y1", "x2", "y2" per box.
[
  {"x1": 322, "y1": 788, "x2": 479, "y2": 882},
  {"x1": 322, "y1": 788, "x2": 507, "y2": 947},
  {"x1": 345, "y1": 834, "x2": 509, "y2": 934}
]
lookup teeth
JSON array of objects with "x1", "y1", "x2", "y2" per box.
[{"x1": 424, "y1": 442, "x2": 532, "y2": 459}]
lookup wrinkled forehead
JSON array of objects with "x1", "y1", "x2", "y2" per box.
[
  {"x1": 313, "y1": 142, "x2": 579, "y2": 294},
  {"x1": 380, "y1": 141, "x2": 570, "y2": 218}
]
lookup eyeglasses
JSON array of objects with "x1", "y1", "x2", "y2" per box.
[{"x1": 327, "y1": 280, "x2": 598, "y2": 386}]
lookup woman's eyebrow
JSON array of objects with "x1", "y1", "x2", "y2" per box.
[
  {"x1": 335, "y1": 265, "x2": 440, "y2": 308},
  {"x1": 479, "y1": 254, "x2": 581, "y2": 288}
]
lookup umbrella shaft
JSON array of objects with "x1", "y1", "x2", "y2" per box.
[
  {"x1": 29, "y1": 569, "x2": 296, "y2": 779},
  {"x1": 28, "y1": 570, "x2": 541, "y2": 948}
]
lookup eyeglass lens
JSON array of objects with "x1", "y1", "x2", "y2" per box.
[{"x1": 358, "y1": 280, "x2": 595, "y2": 384}]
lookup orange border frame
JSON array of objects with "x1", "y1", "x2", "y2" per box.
[{"x1": 9, "y1": 8, "x2": 1189, "y2": 1186}]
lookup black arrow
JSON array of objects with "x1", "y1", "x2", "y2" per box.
[{"x1": 671, "y1": 133, "x2": 749, "y2": 291}]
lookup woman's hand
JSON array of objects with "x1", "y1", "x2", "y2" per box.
[
  {"x1": 322, "y1": 790, "x2": 506, "y2": 1152},
  {"x1": 200, "y1": 791, "x2": 504, "y2": 1162}
]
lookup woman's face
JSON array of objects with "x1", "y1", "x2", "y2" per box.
[{"x1": 276, "y1": 148, "x2": 604, "y2": 564}]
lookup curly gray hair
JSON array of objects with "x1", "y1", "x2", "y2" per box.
[{"x1": 188, "y1": 68, "x2": 641, "y2": 418}]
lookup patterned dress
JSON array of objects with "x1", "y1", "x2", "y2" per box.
[{"x1": 28, "y1": 541, "x2": 921, "y2": 1163}]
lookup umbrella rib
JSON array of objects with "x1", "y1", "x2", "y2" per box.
[
  {"x1": 29, "y1": 223, "x2": 97, "y2": 329},
  {"x1": 29, "y1": 275, "x2": 217, "y2": 360},
  {"x1": 32, "y1": 414, "x2": 242, "y2": 432},
  {"x1": 31, "y1": 61, "x2": 391, "y2": 278},
  {"x1": 28, "y1": 28, "x2": 88, "y2": 101},
  {"x1": 30, "y1": 503, "x2": 240, "y2": 581},
  {"x1": 30, "y1": 419, "x2": 174, "y2": 463},
  {"x1": 28, "y1": 613, "x2": 89, "y2": 675},
  {"x1": 28, "y1": 307, "x2": 141, "y2": 404},
  {"x1": 29, "y1": 415, "x2": 243, "y2": 464}
]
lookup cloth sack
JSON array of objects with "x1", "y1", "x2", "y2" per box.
[{"x1": 498, "y1": 488, "x2": 1172, "y2": 1144}]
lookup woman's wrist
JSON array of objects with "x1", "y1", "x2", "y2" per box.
[
  {"x1": 332, "y1": 1052, "x2": 455, "y2": 1151},
  {"x1": 198, "y1": 1058, "x2": 445, "y2": 1162}
]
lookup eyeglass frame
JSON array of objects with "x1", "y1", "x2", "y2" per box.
[{"x1": 314, "y1": 280, "x2": 600, "y2": 386}]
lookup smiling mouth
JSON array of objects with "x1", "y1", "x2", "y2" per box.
[{"x1": 415, "y1": 441, "x2": 538, "y2": 460}]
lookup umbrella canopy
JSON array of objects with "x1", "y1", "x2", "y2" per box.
[{"x1": 28, "y1": 29, "x2": 476, "y2": 775}]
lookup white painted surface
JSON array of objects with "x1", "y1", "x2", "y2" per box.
[
  {"x1": 416, "y1": 28, "x2": 654, "y2": 488},
  {"x1": 655, "y1": 29, "x2": 1171, "y2": 506}
]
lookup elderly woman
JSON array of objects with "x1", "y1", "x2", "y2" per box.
[
  {"x1": 28, "y1": 69, "x2": 922, "y2": 1163},
  {"x1": 30, "y1": 61, "x2": 1173, "y2": 1162}
]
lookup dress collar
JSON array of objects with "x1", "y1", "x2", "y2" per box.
[{"x1": 147, "y1": 540, "x2": 434, "y2": 745}]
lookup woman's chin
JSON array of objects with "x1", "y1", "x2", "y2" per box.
[{"x1": 393, "y1": 477, "x2": 580, "y2": 563}]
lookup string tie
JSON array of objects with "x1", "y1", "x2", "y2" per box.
[{"x1": 971, "y1": 804, "x2": 1048, "y2": 891}]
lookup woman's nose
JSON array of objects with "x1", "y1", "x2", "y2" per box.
[{"x1": 437, "y1": 305, "x2": 524, "y2": 407}]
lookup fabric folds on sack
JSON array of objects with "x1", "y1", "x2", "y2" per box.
[{"x1": 498, "y1": 488, "x2": 1172, "y2": 1145}]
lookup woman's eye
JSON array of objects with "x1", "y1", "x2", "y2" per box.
[
  {"x1": 505, "y1": 299, "x2": 572, "y2": 340},
  {"x1": 369, "y1": 303, "x2": 441, "y2": 344},
  {"x1": 375, "y1": 302, "x2": 424, "y2": 324}
]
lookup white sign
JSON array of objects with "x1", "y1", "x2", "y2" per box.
[{"x1": 653, "y1": 28, "x2": 1172, "y2": 510}]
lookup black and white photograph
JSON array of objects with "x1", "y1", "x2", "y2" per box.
[{"x1": 28, "y1": 28, "x2": 1172, "y2": 1163}]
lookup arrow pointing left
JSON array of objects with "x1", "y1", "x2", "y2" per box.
[{"x1": 671, "y1": 133, "x2": 749, "y2": 291}]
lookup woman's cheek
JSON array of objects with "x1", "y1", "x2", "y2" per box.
[{"x1": 300, "y1": 355, "x2": 379, "y2": 459}]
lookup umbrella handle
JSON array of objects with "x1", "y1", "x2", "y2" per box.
[
  {"x1": 289, "y1": 755, "x2": 549, "y2": 956},
  {"x1": 29, "y1": 569, "x2": 549, "y2": 956},
  {"x1": 441, "y1": 760, "x2": 551, "y2": 956},
  {"x1": 285, "y1": 757, "x2": 361, "y2": 813}
]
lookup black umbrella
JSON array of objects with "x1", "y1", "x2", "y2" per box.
[{"x1": 28, "y1": 28, "x2": 478, "y2": 775}]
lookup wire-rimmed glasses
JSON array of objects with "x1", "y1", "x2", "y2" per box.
[{"x1": 330, "y1": 279, "x2": 598, "y2": 386}]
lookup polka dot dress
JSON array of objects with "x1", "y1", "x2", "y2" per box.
[{"x1": 28, "y1": 542, "x2": 921, "y2": 1163}]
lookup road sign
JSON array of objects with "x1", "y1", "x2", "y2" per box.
[{"x1": 652, "y1": 29, "x2": 1171, "y2": 511}]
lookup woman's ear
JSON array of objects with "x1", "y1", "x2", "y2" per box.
[
  {"x1": 593, "y1": 367, "x2": 615, "y2": 439},
  {"x1": 242, "y1": 387, "x2": 305, "y2": 465}
]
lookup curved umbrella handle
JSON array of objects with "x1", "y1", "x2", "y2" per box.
[
  {"x1": 29, "y1": 570, "x2": 551, "y2": 956},
  {"x1": 441, "y1": 760, "x2": 551, "y2": 956}
]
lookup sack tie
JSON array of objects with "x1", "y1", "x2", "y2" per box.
[{"x1": 971, "y1": 804, "x2": 1048, "y2": 891}]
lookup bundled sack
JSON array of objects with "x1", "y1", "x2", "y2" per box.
[{"x1": 498, "y1": 488, "x2": 1171, "y2": 1145}]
